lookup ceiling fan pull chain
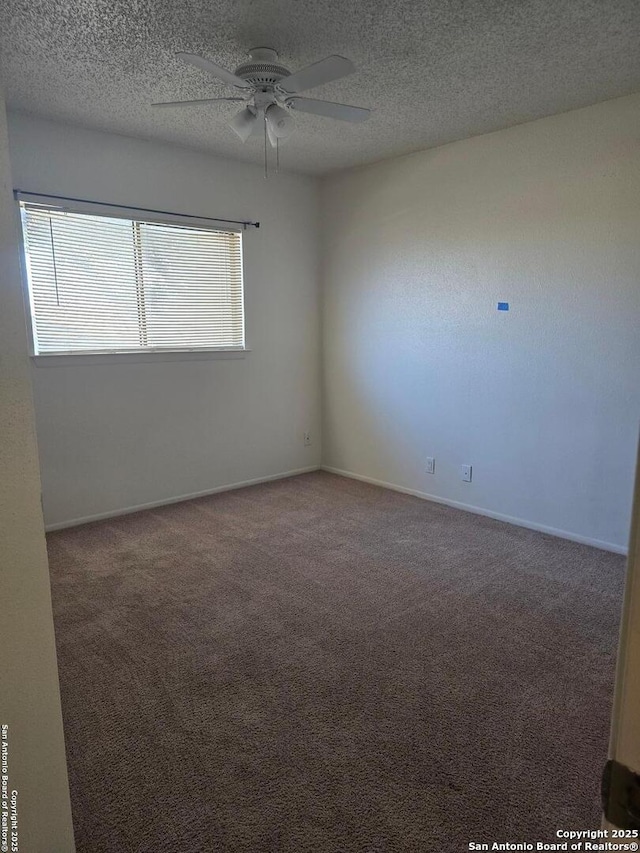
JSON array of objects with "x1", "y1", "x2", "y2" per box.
[
  {"x1": 264, "y1": 114, "x2": 268, "y2": 179},
  {"x1": 276, "y1": 137, "x2": 279, "y2": 173}
]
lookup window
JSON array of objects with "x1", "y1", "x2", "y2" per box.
[{"x1": 20, "y1": 202, "x2": 245, "y2": 355}]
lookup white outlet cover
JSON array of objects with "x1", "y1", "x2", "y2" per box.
[
  {"x1": 426, "y1": 457, "x2": 435, "y2": 474},
  {"x1": 461, "y1": 464, "x2": 472, "y2": 482}
]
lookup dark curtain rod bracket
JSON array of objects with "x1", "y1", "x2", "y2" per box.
[{"x1": 13, "y1": 190, "x2": 260, "y2": 230}]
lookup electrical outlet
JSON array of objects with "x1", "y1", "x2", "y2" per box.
[
  {"x1": 461, "y1": 464, "x2": 472, "y2": 483},
  {"x1": 426, "y1": 457, "x2": 435, "y2": 474},
  {"x1": 303, "y1": 431, "x2": 312, "y2": 446}
]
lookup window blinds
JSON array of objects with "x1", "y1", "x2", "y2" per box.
[{"x1": 20, "y1": 203, "x2": 245, "y2": 354}]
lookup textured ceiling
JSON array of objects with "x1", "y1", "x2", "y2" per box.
[{"x1": 1, "y1": 0, "x2": 639, "y2": 175}]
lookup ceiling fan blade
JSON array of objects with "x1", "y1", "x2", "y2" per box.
[
  {"x1": 177, "y1": 52, "x2": 252, "y2": 90},
  {"x1": 152, "y1": 97, "x2": 246, "y2": 107},
  {"x1": 279, "y1": 55, "x2": 355, "y2": 94},
  {"x1": 287, "y1": 97, "x2": 370, "y2": 123}
]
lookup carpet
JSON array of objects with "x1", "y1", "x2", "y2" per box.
[{"x1": 46, "y1": 471, "x2": 626, "y2": 852}]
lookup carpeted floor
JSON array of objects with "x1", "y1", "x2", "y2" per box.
[{"x1": 47, "y1": 471, "x2": 625, "y2": 853}]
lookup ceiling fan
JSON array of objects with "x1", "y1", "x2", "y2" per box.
[{"x1": 153, "y1": 47, "x2": 370, "y2": 164}]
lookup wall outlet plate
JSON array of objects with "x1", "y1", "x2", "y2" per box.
[
  {"x1": 461, "y1": 464, "x2": 472, "y2": 482},
  {"x1": 426, "y1": 456, "x2": 435, "y2": 474},
  {"x1": 303, "y1": 431, "x2": 312, "y2": 446}
]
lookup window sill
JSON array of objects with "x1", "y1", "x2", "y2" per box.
[{"x1": 31, "y1": 348, "x2": 251, "y2": 367}]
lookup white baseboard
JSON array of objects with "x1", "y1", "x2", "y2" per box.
[
  {"x1": 322, "y1": 465, "x2": 628, "y2": 556},
  {"x1": 45, "y1": 466, "x2": 321, "y2": 532},
  {"x1": 46, "y1": 462, "x2": 629, "y2": 555}
]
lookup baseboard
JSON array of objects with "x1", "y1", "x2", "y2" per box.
[
  {"x1": 46, "y1": 463, "x2": 629, "y2": 555},
  {"x1": 45, "y1": 465, "x2": 321, "y2": 532},
  {"x1": 321, "y1": 465, "x2": 628, "y2": 556}
]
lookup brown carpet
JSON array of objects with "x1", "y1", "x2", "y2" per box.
[{"x1": 47, "y1": 471, "x2": 625, "y2": 853}]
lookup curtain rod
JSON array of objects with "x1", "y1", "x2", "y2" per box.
[{"x1": 13, "y1": 190, "x2": 260, "y2": 230}]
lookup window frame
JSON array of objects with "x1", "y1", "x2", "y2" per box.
[{"x1": 17, "y1": 196, "x2": 249, "y2": 362}]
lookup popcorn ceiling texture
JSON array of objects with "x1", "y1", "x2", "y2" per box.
[{"x1": 1, "y1": 0, "x2": 639, "y2": 175}]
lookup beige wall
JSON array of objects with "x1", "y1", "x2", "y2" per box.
[
  {"x1": 0, "y1": 92, "x2": 75, "y2": 848},
  {"x1": 321, "y1": 93, "x2": 640, "y2": 553}
]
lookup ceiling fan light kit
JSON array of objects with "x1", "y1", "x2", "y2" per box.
[
  {"x1": 228, "y1": 105, "x2": 259, "y2": 142},
  {"x1": 265, "y1": 103, "x2": 294, "y2": 139},
  {"x1": 153, "y1": 47, "x2": 371, "y2": 176}
]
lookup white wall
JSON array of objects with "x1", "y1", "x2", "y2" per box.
[
  {"x1": 8, "y1": 114, "x2": 320, "y2": 528},
  {"x1": 0, "y1": 91, "x2": 75, "y2": 850},
  {"x1": 321, "y1": 93, "x2": 640, "y2": 552},
  {"x1": 8, "y1": 96, "x2": 640, "y2": 550}
]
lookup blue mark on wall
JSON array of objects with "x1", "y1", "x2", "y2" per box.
[{"x1": 497, "y1": 302, "x2": 509, "y2": 311}]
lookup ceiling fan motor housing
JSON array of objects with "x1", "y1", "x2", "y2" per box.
[{"x1": 234, "y1": 47, "x2": 291, "y2": 90}]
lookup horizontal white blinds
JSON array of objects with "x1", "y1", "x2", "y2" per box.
[{"x1": 21, "y1": 204, "x2": 245, "y2": 354}]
